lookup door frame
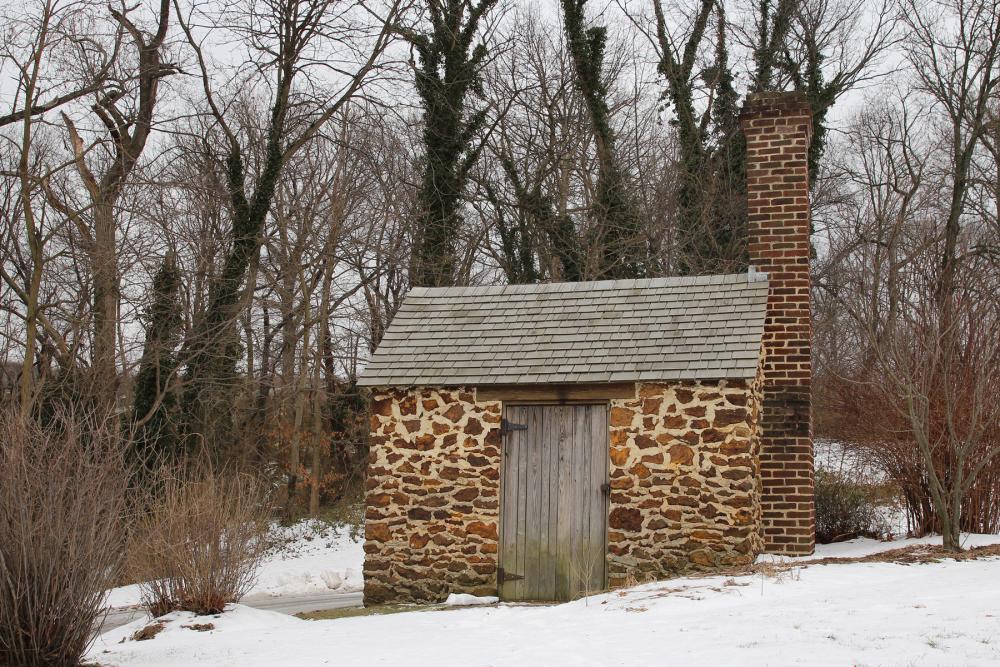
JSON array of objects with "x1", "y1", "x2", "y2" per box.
[{"x1": 496, "y1": 401, "x2": 610, "y2": 601}]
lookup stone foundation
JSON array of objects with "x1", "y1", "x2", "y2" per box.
[{"x1": 606, "y1": 379, "x2": 763, "y2": 587}]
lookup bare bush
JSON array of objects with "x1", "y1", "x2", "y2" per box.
[
  {"x1": 0, "y1": 410, "x2": 132, "y2": 667},
  {"x1": 128, "y1": 464, "x2": 273, "y2": 616},
  {"x1": 814, "y1": 470, "x2": 892, "y2": 544}
]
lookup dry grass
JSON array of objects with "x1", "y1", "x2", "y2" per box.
[
  {"x1": 725, "y1": 542, "x2": 1000, "y2": 581},
  {"x1": 127, "y1": 463, "x2": 273, "y2": 616},
  {"x1": 783, "y1": 542, "x2": 1000, "y2": 567},
  {"x1": 610, "y1": 542, "x2": 1000, "y2": 599},
  {"x1": 0, "y1": 410, "x2": 133, "y2": 667}
]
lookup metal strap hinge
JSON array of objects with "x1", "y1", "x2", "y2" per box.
[
  {"x1": 497, "y1": 567, "x2": 524, "y2": 584},
  {"x1": 500, "y1": 418, "x2": 528, "y2": 436}
]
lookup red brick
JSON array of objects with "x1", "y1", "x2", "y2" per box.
[{"x1": 740, "y1": 91, "x2": 815, "y2": 555}]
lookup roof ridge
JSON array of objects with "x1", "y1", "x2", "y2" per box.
[{"x1": 410, "y1": 272, "x2": 766, "y2": 298}]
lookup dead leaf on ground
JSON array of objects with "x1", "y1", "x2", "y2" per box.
[
  {"x1": 182, "y1": 623, "x2": 216, "y2": 632},
  {"x1": 131, "y1": 622, "x2": 166, "y2": 641}
]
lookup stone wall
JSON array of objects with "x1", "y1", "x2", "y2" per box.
[
  {"x1": 363, "y1": 387, "x2": 502, "y2": 604},
  {"x1": 364, "y1": 376, "x2": 765, "y2": 602},
  {"x1": 740, "y1": 91, "x2": 815, "y2": 555},
  {"x1": 605, "y1": 379, "x2": 763, "y2": 587}
]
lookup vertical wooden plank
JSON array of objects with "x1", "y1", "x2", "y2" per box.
[
  {"x1": 574, "y1": 404, "x2": 590, "y2": 598},
  {"x1": 580, "y1": 404, "x2": 594, "y2": 596},
  {"x1": 589, "y1": 404, "x2": 608, "y2": 593},
  {"x1": 555, "y1": 405, "x2": 572, "y2": 601},
  {"x1": 515, "y1": 405, "x2": 523, "y2": 601},
  {"x1": 515, "y1": 405, "x2": 527, "y2": 601},
  {"x1": 499, "y1": 404, "x2": 508, "y2": 600},
  {"x1": 571, "y1": 405, "x2": 584, "y2": 599},
  {"x1": 532, "y1": 404, "x2": 548, "y2": 600},
  {"x1": 537, "y1": 405, "x2": 549, "y2": 599},
  {"x1": 564, "y1": 406, "x2": 582, "y2": 600},
  {"x1": 543, "y1": 405, "x2": 559, "y2": 600},
  {"x1": 524, "y1": 405, "x2": 541, "y2": 599},
  {"x1": 567, "y1": 404, "x2": 579, "y2": 600},
  {"x1": 515, "y1": 407, "x2": 535, "y2": 600},
  {"x1": 515, "y1": 406, "x2": 529, "y2": 600},
  {"x1": 502, "y1": 405, "x2": 518, "y2": 600},
  {"x1": 499, "y1": 405, "x2": 514, "y2": 600}
]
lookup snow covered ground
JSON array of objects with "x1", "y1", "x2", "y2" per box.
[
  {"x1": 90, "y1": 532, "x2": 1000, "y2": 666},
  {"x1": 104, "y1": 520, "x2": 364, "y2": 610},
  {"x1": 248, "y1": 520, "x2": 364, "y2": 600}
]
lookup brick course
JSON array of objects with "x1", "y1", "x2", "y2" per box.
[{"x1": 739, "y1": 91, "x2": 815, "y2": 555}]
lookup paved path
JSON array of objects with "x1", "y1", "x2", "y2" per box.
[{"x1": 98, "y1": 591, "x2": 364, "y2": 634}]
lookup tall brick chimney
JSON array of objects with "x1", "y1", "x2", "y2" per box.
[{"x1": 739, "y1": 91, "x2": 814, "y2": 555}]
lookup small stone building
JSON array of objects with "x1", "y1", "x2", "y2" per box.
[{"x1": 358, "y1": 91, "x2": 815, "y2": 604}]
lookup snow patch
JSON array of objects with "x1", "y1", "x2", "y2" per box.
[
  {"x1": 105, "y1": 520, "x2": 364, "y2": 609},
  {"x1": 444, "y1": 593, "x2": 499, "y2": 606}
]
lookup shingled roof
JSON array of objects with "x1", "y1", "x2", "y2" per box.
[{"x1": 357, "y1": 273, "x2": 769, "y2": 387}]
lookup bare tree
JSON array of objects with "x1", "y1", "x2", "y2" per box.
[
  {"x1": 0, "y1": 0, "x2": 106, "y2": 409},
  {"x1": 866, "y1": 240, "x2": 1000, "y2": 550},
  {"x1": 174, "y1": 0, "x2": 402, "y2": 450},
  {"x1": 815, "y1": 0, "x2": 1000, "y2": 546},
  {"x1": 0, "y1": 0, "x2": 117, "y2": 128},
  {"x1": 904, "y1": 0, "x2": 1000, "y2": 301},
  {"x1": 53, "y1": 0, "x2": 174, "y2": 410},
  {"x1": 618, "y1": 0, "x2": 898, "y2": 273}
]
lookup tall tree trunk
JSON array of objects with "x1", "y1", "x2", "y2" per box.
[
  {"x1": 14, "y1": 0, "x2": 55, "y2": 414},
  {"x1": 404, "y1": 0, "x2": 499, "y2": 287},
  {"x1": 91, "y1": 201, "x2": 119, "y2": 408},
  {"x1": 131, "y1": 252, "x2": 182, "y2": 471},
  {"x1": 285, "y1": 322, "x2": 308, "y2": 523},
  {"x1": 309, "y1": 351, "x2": 323, "y2": 517}
]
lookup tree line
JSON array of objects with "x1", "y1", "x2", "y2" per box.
[{"x1": 1, "y1": 0, "x2": 998, "y2": 532}]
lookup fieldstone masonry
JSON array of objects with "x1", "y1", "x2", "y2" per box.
[
  {"x1": 365, "y1": 377, "x2": 765, "y2": 603},
  {"x1": 740, "y1": 91, "x2": 816, "y2": 555},
  {"x1": 364, "y1": 387, "x2": 502, "y2": 604},
  {"x1": 606, "y1": 378, "x2": 763, "y2": 586}
]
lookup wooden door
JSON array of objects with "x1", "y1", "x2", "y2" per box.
[{"x1": 499, "y1": 404, "x2": 608, "y2": 602}]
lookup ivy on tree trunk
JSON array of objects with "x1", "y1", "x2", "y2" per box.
[
  {"x1": 131, "y1": 251, "x2": 182, "y2": 471},
  {"x1": 403, "y1": 0, "x2": 499, "y2": 288},
  {"x1": 653, "y1": 0, "x2": 872, "y2": 274},
  {"x1": 560, "y1": 0, "x2": 644, "y2": 279}
]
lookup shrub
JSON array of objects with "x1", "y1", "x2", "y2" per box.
[
  {"x1": 129, "y1": 463, "x2": 273, "y2": 616},
  {"x1": 815, "y1": 469, "x2": 891, "y2": 543},
  {"x1": 0, "y1": 410, "x2": 132, "y2": 667}
]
